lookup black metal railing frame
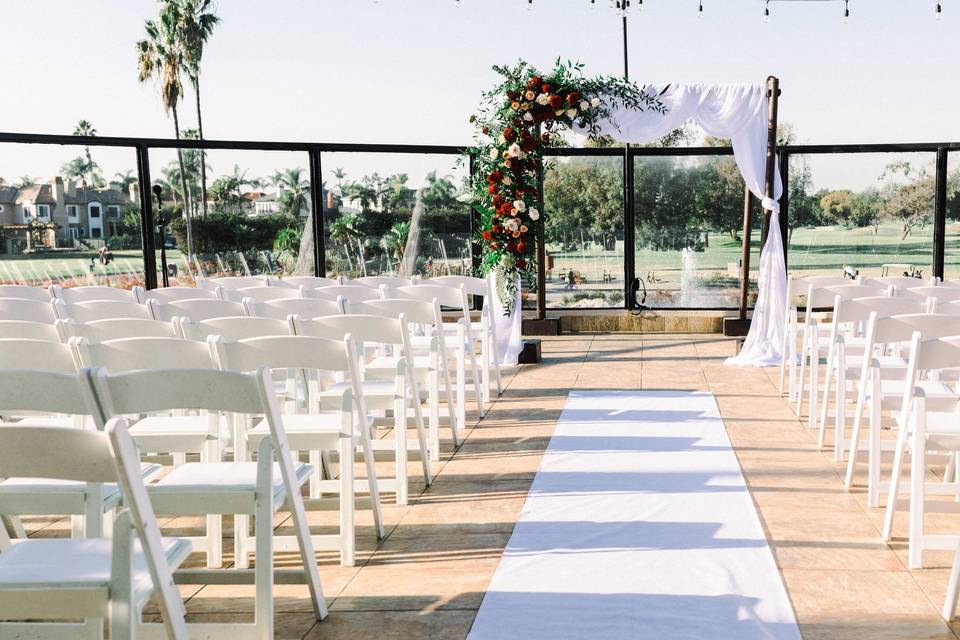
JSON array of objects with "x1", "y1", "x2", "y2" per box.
[{"x1": 0, "y1": 131, "x2": 956, "y2": 309}]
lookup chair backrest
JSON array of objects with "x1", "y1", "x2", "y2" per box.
[
  {"x1": 0, "y1": 369, "x2": 94, "y2": 416},
  {"x1": 72, "y1": 336, "x2": 216, "y2": 372},
  {"x1": 0, "y1": 298, "x2": 57, "y2": 323},
  {"x1": 348, "y1": 298, "x2": 439, "y2": 327},
  {"x1": 141, "y1": 286, "x2": 222, "y2": 304},
  {"x1": 396, "y1": 284, "x2": 466, "y2": 310},
  {"x1": 0, "y1": 338, "x2": 77, "y2": 373},
  {"x1": 221, "y1": 285, "x2": 302, "y2": 304},
  {"x1": 197, "y1": 275, "x2": 267, "y2": 291},
  {"x1": 808, "y1": 283, "x2": 888, "y2": 308},
  {"x1": 179, "y1": 315, "x2": 292, "y2": 341},
  {"x1": 0, "y1": 285, "x2": 54, "y2": 302},
  {"x1": 54, "y1": 299, "x2": 153, "y2": 323},
  {"x1": 150, "y1": 298, "x2": 248, "y2": 322},
  {"x1": 910, "y1": 334, "x2": 960, "y2": 376},
  {"x1": 210, "y1": 334, "x2": 353, "y2": 375},
  {"x1": 247, "y1": 297, "x2": 343, "y2": 321},
  {"x1": 294, "y1": 314, "x2": 404, "y2": 348},
  {"x1": 350, "y1": 276, "x2": 413, "y2": 289},
  {"x1": 429, "y1": 275, "x2": 488, "y2": 297},
  {"x1": 886, "y1": 313, "x2": 960, "y2": 342},
  {"x1": 903, "y1": 286, "x2": 960, "y2": 303},
  {"x1": 57, "y1": 317, "x2": 179, "y2": 343},
  {"x1": 834, "y1": 295, "x2": 928, "y2": 325},
  {"x1": 0, "y1": 319, "x2": 61, "y2": 341},
  {"x1": 53, "y1": 285, "x2": 139, "y2": 304},
  {"x1": 309, "y1": 285, "x2": 382, "y2": 303},
  {"x1": 271, "y1": 276, "x2": 340, "y2": 289}
]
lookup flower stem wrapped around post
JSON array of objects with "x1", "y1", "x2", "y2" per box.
[{"x1": 465, "y1": 59, "x2": 663, "y2": 314}]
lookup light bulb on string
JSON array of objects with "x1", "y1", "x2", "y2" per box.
[
  {"x1": 936, "y1": 2, "x2": 943, "y2": 19},
  {"x1": 636, "y1": 0, "x2": 642, "y2": 12},
  {"x1": 762, "y1": 0, "x2": 770, "y2": 23},
  {"x1": 843, "y1": 0, "x2": 850, "y2": 23},
  {"x1": 528, "y1": 0, "x2": 534, "y2": 12},
  {"x1": 698, "y1": 1, "x2": 703, "y2": 17}
]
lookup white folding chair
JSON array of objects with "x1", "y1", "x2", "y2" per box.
[
  {"x1": 56, "y1": 317, "x2": 179, "y2": 343},
  {"x1": 350, "y1": 276, "x2": 414, "y2": 289},
  {"x1": 149, "y1": 298, "x2": 248, "y2": 323},
  {"x1": 0, "y1": 418, "x2": 190, "y2": 640},
  {"x1": 54, "y1": 300, "x2": 153, "y2": 323},
  {"x1": 52, "y1": 285, "x2": 140, "y2": 304},
  {"x1": 397, "y1": 284, "x2": 484, "y2": 424},
  {"x1": 903, "y1": 286, "x2": 960, "y2": 304},
  {"x1": 0, "y1": 298, "x2": 57, "y2": 323},
  {"x1": 0, "y1": 319, "x2": 61, "y2": 341},
  {"x1": 865, "y1": 276, "x2": 935, "y2": 290},
  {"x1": 177, "y1": 315, "x2": 293, "y2": 341},
  {"x1": 350, "y1": 298, "x2": 462, "y2": 458},
  {"x1": 0, "y1": 285, "x2": 55, "y2": 302},
  {"x1": 88, "y1": 366, "x2": 327, "y2": 635},
  {"x1": 247, "y1": 297, "x2": 343, "y2": 321},
  {"x1": 882, "y1": 334, "x2": 960, "y2": 569},
  {"x1": 271, "y1": 275, "x2": 340, "y2": 289},
  {"x1": 430, "y1": 275, "x2": 504, "y2": 402},
  {"x1": 221, "y1": 285, "x2": 303, "y2": 304},
  {"x1": 197, "y1": 275, "x2": 268, "y2": 291},
  {"x1": 210, "y1": 334, "x2": 385, "y2": 566},
  {"x1": 295, "y1": 314, "x2": 432, "y2": 504},
  {"x1": 845, "y1": 312, "x2": 960, "y2": 507},
  {"x1": 139, "y1": 286, "x2": 222, "y2": 304},
  {"x1": 310, "y1": 285, "x2": 382, "y2": 303}
]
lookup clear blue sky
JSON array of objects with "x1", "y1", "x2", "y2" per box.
[{"x1": 0, "y1": 0, "x2": 956, "y2": 190}]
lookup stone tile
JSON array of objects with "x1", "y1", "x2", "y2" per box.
[{"x1": 302, "y1": 610, "x2": 475, "y2": 639}]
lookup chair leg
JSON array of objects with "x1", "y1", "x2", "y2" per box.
[
  {"x1": 795, "y1": 328, "x2": 809, "y2": 412},
  {"x1": 943, "y1": 541, "x2": 960, "y2": 620},
  {"x1": 808, "y1": 333, "x2": 820, "y2": 429},
  {"x1": 834, "y1": 361, "x2": 847, "y2": 462},
  {"x1": 456, "y1": 348, "x2": 466, "y2": 436},
  {"x1": 480, "y1": 337, "x2": 491, "y2": 405},
  {"x1": 489, "y1": 327, "x2": 503, "y2": 395},
  {"x1": 393, "y1": 391, "x2": 409, "y2": 506},
  {"x1": 845, "y1": 370, "x2": 869, "y2": 488},
  {"x1": 882, "y1": 413, "x2": 911, "y2": 541},
  {"x1": 428, "y1": 361, "x2": 440, "y2": 459},
  {"x1": 867, "y1": 375, "x2": 882, "y2": 508},
  {"x1": 234, "y1": 514, "x2": 250, "y2": 569},
  {"x1": 206, "y1": 514, "x2": 222, "y2": 569},
  {"x1": 1, "y1": 515, "x2": 25, "y2": 539},
  {"x1": 254, "y1": 483, "x2": 275, "y2": 640},
  {"x1": 309, "y1": 450, "x2": 323, "y2": 499},
  {"x1": 908, "y1": 410, "x2": 926, "y2": 569},
  {"x1": 339, "y1": 433, "x2": 356, "y2": 566}
]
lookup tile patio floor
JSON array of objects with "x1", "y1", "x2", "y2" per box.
[{"x1": 22, "y1": 333, "x2": 960, "y2": 639}]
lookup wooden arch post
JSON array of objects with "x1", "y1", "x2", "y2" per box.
[{"x1": 725, "y1": 75, "x2": 780, "y2": 337}]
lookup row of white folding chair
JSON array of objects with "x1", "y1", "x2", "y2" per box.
[{"x1": 0, "y1": 410, "x2": 192, "y2": 640}]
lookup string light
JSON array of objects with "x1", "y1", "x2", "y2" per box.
[
  {"x1": 762, "y1": 0, "x2": 770, "y2": 23},
  {"x1": 843, "y1": 0, "x2": 850, "y2": 23},
  {"x1": 698, "y1": 0, "x2": 703, "y2": 17},
  {"x1": 936, "y1": 1, "x2": 943, "y2": 19}
]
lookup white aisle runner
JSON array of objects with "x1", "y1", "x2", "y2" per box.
[{"x1": 468, "y1": 390, "x2": 801, "y2": 640}]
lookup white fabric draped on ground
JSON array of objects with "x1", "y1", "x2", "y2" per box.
[
  {"x1": 494, "y1": 83, "x2": 786, "y2": 367},
  {"x1": 468, "y1": 390, "x2": 801, "y2": 640}
]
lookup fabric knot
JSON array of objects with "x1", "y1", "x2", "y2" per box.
[{"x1": 761, "y1": 196, "x2": 780, "y2": 213}]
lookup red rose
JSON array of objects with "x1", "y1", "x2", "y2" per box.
[
  {"x1": 482, "y1": 126, "x2": 490, "y2": 135},
  {"x1": 488, "y1": 170, "x2": 503, "y2": 183},
  {"x1": 492, "y1": 194, "x2": 505, "y2": 206},
  {"x1": 521, "y1": 138, "x2": 536, "y2": 153},
  {"x1": 488, "y1": 184, "x2": 497, "y2": 194},
  {"x1": 540, "y1": 133, "x2": 551, "y2": 144},
  {"x1": 529, "y1": 75, "x2": 542, "y2": 88},
  {"x1": 548, "y1": 95, "x2": 563, "y2": 110},
  {"x1": 516, "y1": 258, "x2": 527, "y2": 269},
  {"x1": 507, "y1": 90, "x2": 516, "y2": 100},
  {"x1": 512, "y1": 118, "x2": 523, "y2": 128},
  {"x1": 482, "y1": 230, "x2": 494, "y2": 241},
  {"x1": 542, "y1": 84, "x2": 552, "y2": 93},
  {"x1": 566, "y1": 92, "x2": 580, "y2": 105},
  {"x1": 503, "y1": 127, "x2": 517, "y2": 143},
  {"x1": 516, "y1": 241, "x2": 527, "y2": 253}
]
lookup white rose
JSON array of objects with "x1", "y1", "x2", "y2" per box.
[
  {"x1": 524, "y1": 90, "x2": 535, "y2": 101},
  {"x1": 567, "y1": 108, "x2": 578, "y2": 118},
  {"x1": 498, "y1": 133, "x2": 506, "y2": 143},
  {"x1": 591, "y1": 97, "x2": 601, "y2": 107},
  {"x1": 528, "y1": 208, "x2": 540, "y2": 221},
  {"x1": 536, "y1": 93, "x2": 550, "y2": 106},
  {"x1": 580, "y1": 100, "x2": 590, "y2": 110},
  {"x1": 513, "y1": 200, "x2": 526, "y2": 212},
  {"x1": 523, "y1": 112, "x2": 534, "y2": 122},
  {"x1": 489, "y1": 147, "x2": 499, "y2": 160},
  {"x1": 507, "y1": 143, "x2": 522, "y2": 158},
  {"x1": 502, "y1": 176, "x2": 512, "y2": 186}
]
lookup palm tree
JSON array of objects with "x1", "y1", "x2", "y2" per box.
[
  {"x1": 137, "y1": 4, "x2": 193, "y2": 257},
  {"x1": 174, "y1": 0, "x2": 219, "y2": 219},
  {"x1": 18, "y1": 176, "x2": 36, "y2": 189},
  {"x1": 332, "y1": 168, "x2": 347, "y2": 193},
  {"x1": 72, "y1": 120, "x2": 98, "y2": 187},
  {"x1": 112, "y1": 170, "x2": 138, "y2": 194}
]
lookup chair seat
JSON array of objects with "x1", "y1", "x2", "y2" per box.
[
  {"x1": 148, "y1": 461, "x2": 313, "y2": 515},
  {"x1": 0, "y1": 463, "x2": 161, "y2": 513},
  {"x1": 0, "y1": 537, "x2": 191, "y2": 612}
]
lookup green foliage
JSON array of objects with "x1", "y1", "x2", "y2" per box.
[{"x1": 169, "y1": 211, "x2": 295, "y2": 255}]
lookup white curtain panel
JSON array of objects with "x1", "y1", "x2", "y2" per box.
[
  {"x1": 491, "y1": 272, "x2": 523, "y2": 365},
  {"x1": 496, "y1": 83, "x2": 785, "y2": 366}
]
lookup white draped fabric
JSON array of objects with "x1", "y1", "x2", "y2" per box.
[
  {"x1": 495, "y1": 83, "x2": 785, "y2": 367},
  {"x1": 490, "y1": 273, "x2": 524, "y2": 366}
]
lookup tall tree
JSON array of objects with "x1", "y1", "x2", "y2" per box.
[
  {"x1": 71, "y1": 120, "x2": 99, "y2": 187},
  {"x1": 137, "y1": 4, "x2": 194, "y2": 257},
  {"x1": 332, "y1": 168, "x2": 347, "y2": 193},
  {"x1": 173, "y1": 0, "x2": 219, "y2": 219}
]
